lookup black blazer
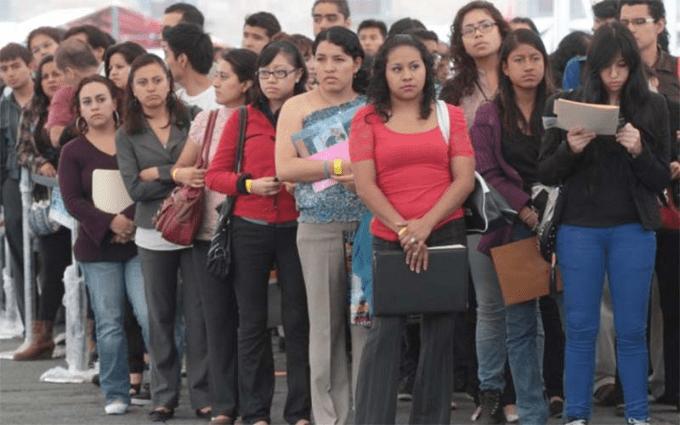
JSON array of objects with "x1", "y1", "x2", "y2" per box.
[{"x1": 538, "y1": 89, "x2": 671, "y2": 230}]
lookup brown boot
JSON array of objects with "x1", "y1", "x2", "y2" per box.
[{"x1": 13, "y1": 320, "x2": 55, "y2": 361}]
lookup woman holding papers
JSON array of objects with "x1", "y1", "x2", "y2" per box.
[
  {"x1": 349, "y1": 34, "x2": 475, "y2": 425},
  {"x1": 58, "y1": 75, "x2": 149, "y2": 415},
  {"x1": 539, "y1": 23, "x2": 671, "y2": 425},
  {"x1": 469, "y1": 29, "x2": 554, "y2": 425},
  {"x1": 275, "y1": 27, "x2": 368, "y2": 425},
  {"x1": 115, "y1": 54, "x2": 202, "y2": 422},
  {"x1": 205, "y1": 42, "x2": 311, "y2": 425}
]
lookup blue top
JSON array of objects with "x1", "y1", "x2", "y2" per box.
[
  {"x1": 292, "y1": 96, "x2": 368, "y2": 223},
  {"x1": 562, "y1": 56, "x2": 586, "y2": 91}
]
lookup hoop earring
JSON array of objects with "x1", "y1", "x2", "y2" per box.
[
  {"x1": 76, "y1": 116, "x2": 88, "y2": 134},
  {"x1": 113, "y1": 110, "x2": 120, "y2": 127}
]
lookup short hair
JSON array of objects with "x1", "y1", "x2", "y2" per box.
[
  {"x1": 592, "y1": 0, "x2": 619, "y2": 19},
  {"x1": 618, "y1": 0, "x2": 669, "y2": 51},
  {"x1": 0, "y1": 43, "x2": 33, "y2": 65},
  {"x1": 219, "y1": 48, "x2": 258, "y2": 103},
  {"x1": 26, "y1": 27, "x2": 64, "y2": 50},
  {"x1": 388, "y1": 18, "x2": 427, "y2": 37},
  {"x1": 164, "y1": 2, "x2": 205, "y2": 28},
  {"x1": 73, "y1": 75, "x2": 124, "y2": 133},
  {"x1": 406, "y1": 29, "x2": 439, "y2": 43},
  {"x1": 64, "y1": 25, "x2": 115, "y2": 52},
  {"x1": 358, "y1": 19, "x2": 387, "y2": 38},
  {"x1": 162, "y1": 23, "x2": 214, "y2": 75},
  {"x1": 54, "y1": 38, "x2": 99, "y2": 71},
  {"x1": 312, "y1": 0, "x2": 350, "y2": 19},
  {"x1": 244, "y1": 12, "x2": 281, "y2": 38},
  {"x1": 510, "y1": 16, "x2": 539, "y2": 34},
  {"x1": 104, "y1": 42, "x2": 147, "y2": 78}
]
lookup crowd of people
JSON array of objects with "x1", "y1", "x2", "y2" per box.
[{"x1": 0, "y1": 0, "x2": 678, "y2": 424}]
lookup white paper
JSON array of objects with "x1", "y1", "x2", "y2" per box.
[
  {"x1": 92, "y1": 169, "x2": 133, "y2": 214},
  {"x1": 554, "y1": 98, "x2": 620, "y2": 135}
]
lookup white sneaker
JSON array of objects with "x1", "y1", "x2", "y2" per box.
[
  {"x1": 104, "y1": 400, "x2": 128, "y2": 415},
  {"x1": 627, "y1": 420, "x2": 650, "y2": 425},
  {"x1": 565, "y1": 420, "x2": 587, "y2": 425}
]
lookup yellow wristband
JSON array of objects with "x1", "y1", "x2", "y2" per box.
[
  {"x1": 333, "y1": 158, "x2": 343, "y2": 176},
  {"x1": 171, "y1": 168, "x2": 179, "y2": 182},
  {"x1": 398, "y1": 227, "x2": 407, "y2": 237},
  {"x1": 245, "y1": 179, "x2": 253, "y2": 193}
]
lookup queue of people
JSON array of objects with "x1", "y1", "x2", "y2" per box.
[{"x1": 0, "y1": 1, "x2": 678, "y2": 425}]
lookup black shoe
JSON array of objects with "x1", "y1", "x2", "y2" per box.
[
  {"x1": 614, "y1": 403, "x2": 625, "y2": 417},
  {"x1": 549, "y1": 398, "x2": 564, "y2": 418},
  {"x1": 479, "y1": 389, "x2": 504, "y2": 424},
  {"x1": 149, "y1": 408, "x2": 174, "y2": 422},
  {"x1": 131, "y1": 383, "x2": 151, "y2": 406},
  {"x1": 397, "y1": 377, "x2": 414, "y2": 401},
  {"x1": 196, "y1": 408, "x2": 212, "y2": 419}
]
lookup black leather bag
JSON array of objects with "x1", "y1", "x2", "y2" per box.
[
  {"x1": 464, "y1": 172, "x2": 517, "y2": 234},
  {"x1": 533, "y1": 184, "x2": 566, "y2": 262},
  {"x1": 206, "y1": 106, "x2": 248, "y2": 279}
]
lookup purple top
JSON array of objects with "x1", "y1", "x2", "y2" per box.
[
  {"x1": 469, "y1": 101, "x2": 531, "y2": 254},
  {"x1": 58, "y1": 136, "x2": 136, "y2": 262}
]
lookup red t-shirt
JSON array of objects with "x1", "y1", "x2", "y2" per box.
[
  {"x1": 45, "y1": 85, "x2": 76, "y2": 130},
  {"x1": 349, "y1": 103, "x2": 474, "y2": 241}
]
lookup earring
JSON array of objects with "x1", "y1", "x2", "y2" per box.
[
  {"x1": 76, "y1": 116, "x2": 88, "y2": 134},
  {"x1": 113, "y1": 110, "x2": 120, "y2": 127}
]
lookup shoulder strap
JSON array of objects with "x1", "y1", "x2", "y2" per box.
[
  {"x1": 196, "y1": 110, "x2": 218, "y2": 168},
  {"x1": 234, "y1": 106, "x2": 248, "y2": 174},
  {"x1": 436, "y1": 100, "x2": 450, "y2": 145}
]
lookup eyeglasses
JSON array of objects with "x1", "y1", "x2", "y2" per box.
[
  {"x1": 257, "y1": 68, "x2": 297, "y2": 80},
  {"x1": 619, "y1": 17, "x2": 656, "y2": 27},
  {"x1": 461, "y1": 21, "x2": 497, "y2": 38}
]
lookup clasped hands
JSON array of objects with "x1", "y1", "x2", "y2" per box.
[{"x1": 396, "y1": 218, "x2": 434, "y2": 274}]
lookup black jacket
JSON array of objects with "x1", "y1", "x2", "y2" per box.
[{"x1": 538, "y1": 89, "x2": 671, "y2": 230}]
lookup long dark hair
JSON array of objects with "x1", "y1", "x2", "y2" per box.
[
  {"x1": 220, "y1": 48, "x2": 258, "y2": 104},
  {"x1": 367, "y1": 34, "x2": 436, "y2": 122},
  {"x1": 252, "y1": 41, "x2": 308, "y2": 108},
  {"x1": 123, "y1": 54, "x2": 189, "y2": 135},
  {"x1": 440, "y1": 1, "x2": 509, "y2": 105},
  {"x1": 313, "y1": 27, "x2": 368, "y2": 94},
  {"x1": 581, "y1": 22, "x2": 650, "y2": 118},
  {"x1": 28, "y1": 55, "x2": 58, "y2": 154},
  {"x1": 495, "y1": 29, "x2": 553, "y2": 137},
  {"x1": 548, "y1": 31, "x2": 590, "y2": 88},
  {"x1": 73, "y1": 75, "x2": 123, "y2": 134}
]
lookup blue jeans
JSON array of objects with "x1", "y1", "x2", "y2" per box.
[
  {"x1": 557, "y1": 223, "x2": 655, "y2": 422},
  {"x1": 80, "y1": 256, "x2": 150, "y2": 404},
  {"x1": 470, "y1": 224, "x2": 548, "y2": 424}
]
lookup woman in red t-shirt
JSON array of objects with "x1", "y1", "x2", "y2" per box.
[{"x1": 349, "y1": 35, "x2": 475, "y2": 425}]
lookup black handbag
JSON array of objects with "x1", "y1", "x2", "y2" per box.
[
  {"x1": 206, "y1": 106, "x2": 248, "y2": 279},
  {"x1": 464, "y1": 172, "x2": 517, "y2": 234},
  {"x1": 533, "y1": 184, "x2": 566, "y2": 262}
]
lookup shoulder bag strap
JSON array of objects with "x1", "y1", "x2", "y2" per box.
[
  {"x1": 196, "y1": 110, "x2": 219, "y2": 169},
  {"x1": 234, "y1": 106, "x2": 248, "y2": 174}
]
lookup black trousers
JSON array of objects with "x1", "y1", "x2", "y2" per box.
[
  {"x1": 192, "y1": 240, "x2": 239, "y2": 418},
  {"x1": 36, "y1": 227, "x2": 71, "y2": 322},
  {"x1": 2, "y1": 177, "x2": 28, "y2": 323},
  {"x1": 540, "y1": 295, "x2": 565, "y2": 399},
  {"x1": 138, "y1": 247, "x2": 209, "y2": 409},
  {"x1": 656, "y1": 230, "x2": 679, "y2": 402},
  {"x1": 231, "y1": 218, "x2": 311, "y2": 424},
  {"x1": 125, "y1": 300, "x2": 146, "y2": 375},
  {"x1": 355, "y1": 219, "x2": 466, "y2": 425}
]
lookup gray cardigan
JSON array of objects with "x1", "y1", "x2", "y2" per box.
[{"x1": 115, "y1": 123, "x2": 188, "y2": 229}]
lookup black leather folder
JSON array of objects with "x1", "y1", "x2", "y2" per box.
[{"x1": 372, "y1": 245, "x2": 468, "y2": 316}]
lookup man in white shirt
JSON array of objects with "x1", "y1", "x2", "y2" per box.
[{"x1": 161, "y1": 23, "x2": 217, "y2": 110}]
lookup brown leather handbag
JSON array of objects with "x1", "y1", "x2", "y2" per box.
[{"x1": 153, "y1": 110, "x2": 218, "y2": 246}]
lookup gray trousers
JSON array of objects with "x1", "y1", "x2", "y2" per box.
[
  {"x1": 138, "y1": 247, "x2": 209, "y2": 409},
  {"x1": 296, "y1": 222, "x2": 367, "y2": 425}
]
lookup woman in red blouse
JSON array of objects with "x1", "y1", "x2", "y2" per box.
[
  {"x1": 350, "y1": 35, "x2": 475, "y2": 425},
  {"x1": 205, "y1": 41, "x2": 311, "y2": 425}
]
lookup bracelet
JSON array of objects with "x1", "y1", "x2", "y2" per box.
[
  {"x1": 333, "y1": 158, "x2": 343, "y2": 176},
  {"x1": 398, "y1": 227, "x2": 407, "y2": 237},
  {"x1": 171, "y1": 168, "x2": 180, "y2": 182},
  {"x1": 323, "y1": 160, "x2": 331, "y2": 179},
  {"x1": 245, "y1": 179, "x2": 253, "y2": 194}
]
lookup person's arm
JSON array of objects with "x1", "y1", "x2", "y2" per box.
[
  {"x1": 275, "y1": 96, "x2": 349, "y2": 183},
  {"x1": 538, "y1": 95, "x2": 584, "y2": 185},
  {"x1": 625, "y1": 96, "x2": 671, "y2": 193},
  {"x1": 57, "y1": 144, "x2": 118, "y2": 245},
  {"x1": 115, "y1": 129, "x2": 174, "y2": 202}
]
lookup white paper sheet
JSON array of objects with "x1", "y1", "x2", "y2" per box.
[{"x1": 554, "y1": 98, "x2": 620, "y2": 135}]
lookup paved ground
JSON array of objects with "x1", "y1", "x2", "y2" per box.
[{"x1": 0, "y1": 337, "x2": 678, "y2": 425}]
